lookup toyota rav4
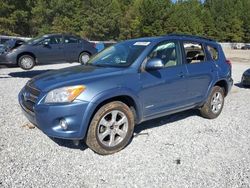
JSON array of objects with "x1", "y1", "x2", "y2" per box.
[{"x1": 19, "y1": 34, "x2": 233, "y2": 155}]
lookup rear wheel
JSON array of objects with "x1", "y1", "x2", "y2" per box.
[
  {"x1": 200, "y1": 86, "x2": 225, "y2": 119},
  {"x1": 18, "y1": 55, "x2": 35, "y2": 70},
  {"x1": 85, "y1": 101, "x2": 135, "y2": 155},
  {"x1": 79, "y1": 52, "x2": 90, "y2": 65}
]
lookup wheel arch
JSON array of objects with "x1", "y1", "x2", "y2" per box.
[
  {"x1": 79, "y1": 51, "x2": 91, "y2": 57},
  {"x1": 17, "y1": 52, "x2": 36, "y2": 64},
  {"x1": 214, "y1": 79, "x2": 229, "y2": 96},
  {"x1": 80, "y1": 90, "x2": 143, "y2": 139},
  {"x1": 91, "y1": 95, "x2": 139, "y2": 124}
]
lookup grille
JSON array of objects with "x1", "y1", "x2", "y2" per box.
[{"x1": 21, "y1": 82, "x2": 40, "y2": 113}]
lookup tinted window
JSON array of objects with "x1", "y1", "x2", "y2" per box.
[
  {"x1": 148, "y1": 41, "x2": 179, "y2": 68},
  {"x1": 207, "y1": 45, "x2": 219, "y2": 61},
  {"x1": 64, "y1": 36, "x2": 78, "y2": 44},
  {"x1": 183, "y1": 42, "x2": 206, "y2": 64}
]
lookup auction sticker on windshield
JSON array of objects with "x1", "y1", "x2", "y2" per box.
[{"x1": 133, "y1": 42, "x2": 150, "y2": 46}]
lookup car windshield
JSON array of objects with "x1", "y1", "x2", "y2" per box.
[
  {"x1": 87, "y1": 41, "x2": 148, "y2": 67},
  {"x1": 26, "y1": 36, "x2": 44, "y2": 45}
]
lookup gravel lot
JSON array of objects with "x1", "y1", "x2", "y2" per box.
[{"x1": 0, "y1": 51, "x2": 250, "y2": 188}]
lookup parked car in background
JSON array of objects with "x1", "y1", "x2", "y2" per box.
[
  {"x1": 0, "y1": 35, "x2": 31, "y2": 45},
  {"x1": 4, "y1": 38, "x2": 25, "y2": 52},
  {"x1": 1, "y1": 34, "x2": 97, "y2": 70},
  {"x1": 241, "y1": 69, "x2": 250, "y2": 87},
  {"x1": 232, "y1": 43, "x2": 243, "y2": 50},
  {"x1": 241, "y1": 44, "x2": 250, "y2": 50},
  {"x1": 19, "y1": 34, "x2": 233, "y2": 155}
]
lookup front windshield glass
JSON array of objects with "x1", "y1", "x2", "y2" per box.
[{"x1": 87, "y1": 41, "x2": 148, "y2": 67}]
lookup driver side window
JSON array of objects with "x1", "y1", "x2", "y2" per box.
[
  {"x1": 148, "y1": 41, "x2": 179, "y2": 68},
  {"x1": 39, "y1": 36, "x2": 62, "y2": 45}
]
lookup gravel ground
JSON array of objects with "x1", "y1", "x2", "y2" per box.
[{"x1": 0, "y1": 57, "x2": 250, "y2": 188}]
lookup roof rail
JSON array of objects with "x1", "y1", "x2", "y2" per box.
[{"x1": 167, "y1": 33, "x2": 215, "y2": 42}]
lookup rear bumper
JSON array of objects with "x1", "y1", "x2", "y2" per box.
[{"x1": 18, "y1": 91, "x2": 92, "y2": 140}]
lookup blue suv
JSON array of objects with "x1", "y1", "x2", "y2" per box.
[{"x1": 18, "y1": 34, "x2": 233, "y2": 155}]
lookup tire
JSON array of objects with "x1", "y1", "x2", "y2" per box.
[
  {"x1": 79, "y1": 52, "x2": 90, "y2": 65},
  {"x1": 200, "y1": 86, "x2": 225, "y2": 119},
  {"x1": 18, "y1": 55, "x2": 35, "y2": 70},
  {"x1": 85, "y1": 101, "x2": 135, "y2": 155}
]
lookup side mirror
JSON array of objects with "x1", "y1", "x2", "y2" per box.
[
  {"x1": 145, "y1": 58, "x2": 164, "y2": 71},
  {"x1": 43, "y1": 41, "x2": 49, "y2": 46}
]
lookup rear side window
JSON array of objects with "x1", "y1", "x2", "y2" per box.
[
  {"x1": 207, "y1": 45, "x2": 219, "y2": 61},
  {"x1": 64, "y1": 36, "x2": 79, "y2": 44},
  {"x1": 183, "y1": 42, "x2": 206, "y2": 64}
]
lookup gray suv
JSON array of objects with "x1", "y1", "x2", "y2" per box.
[{"x1": 1, "y1": 34, "x2": 97, "y2": 70}]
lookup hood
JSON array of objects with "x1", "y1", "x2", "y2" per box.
[{"x1": 29, "y1": 65, "x2": 124, "y2": 92}]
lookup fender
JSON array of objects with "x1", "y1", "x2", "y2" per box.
[
  {"x1": 204, "y1": 78, "x2": 230, "y2": 105},
  {"x1": 78, "y1": 87, "x2": 143, "y2": 139}
]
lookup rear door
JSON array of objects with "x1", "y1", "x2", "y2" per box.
[
  {"x1": 139, "y1": 40, "x2": 189, "y2": 118},
  {"x1": 63, "y1": 35, "x2": 82, "y2": 62},
  {"x1": 181, "y1": 41, "x2": 218, "y2": 104}
]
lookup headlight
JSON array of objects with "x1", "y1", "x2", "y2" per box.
[{"x1": 44, "y1": 85, "x2": 86, "y2": 103}]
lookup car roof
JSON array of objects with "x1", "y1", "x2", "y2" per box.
[
  {"x1": 43, "y1": 33, "x2": 80, "y2": 38},
  {"x1": 125, "y1": 34, "x2": 217, "y2": 45}
]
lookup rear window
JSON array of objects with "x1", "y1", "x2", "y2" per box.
[
  {"x1": 207, "y1": 45, "x2": 219, "y2": 61},
  {"x1": 183, "y1": 42, "x2": 206, "y2": 64}
]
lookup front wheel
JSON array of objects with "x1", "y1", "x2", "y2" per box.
[
  {"x1": 85, "y1": 101, "x2": 135, "y2": 155},
  {"x1": 18, "y1": 55, "x2": 35, "y2": 70},
  {"x1": 200, "y1": 86, "x2": 225, "y2": 119},
  {"x1": 79, "y1": 52, "x2": 90, "y2": 65}
]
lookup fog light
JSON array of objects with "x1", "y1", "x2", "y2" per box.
[{"x1": 60, "y1": 119, "x2": 68, "y2": 130}]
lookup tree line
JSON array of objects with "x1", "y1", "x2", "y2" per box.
[{"x1": 0, "y1": 0, "x2": 249, "y2": 42}]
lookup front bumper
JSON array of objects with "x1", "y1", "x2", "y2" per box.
[
  {"x1": 18, "y1": 91, "x2": 91, "y2": 140},
  {"x1": 0, "y1": 53, "x2": 17, "y2": 65}
]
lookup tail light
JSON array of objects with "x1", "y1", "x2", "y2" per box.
[{"x1": 226, "y1": 59, "x2": 232, "y2": 68}]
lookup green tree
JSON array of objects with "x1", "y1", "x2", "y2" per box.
[
  {"x1": 119, "y1": 0, "x2": 141, "y2": 39},
  {"x1": 137, "y1": 0, "x2": 171, "y2": 37},
  {"x1": 166, "y1": 0, "x2": 204, "y2": 35},
  {"x1": 241, "y1": 0, "x2": 250, "y2": 42},
  {"x1": 0, "y1": 0, "x2": 35, "y2": 36},
  {"x1": 204, "y1": 0, "x2": 244, "y2": 42},
  {"x1": 81, "y1": 0, "x2": 122, "y2": 40}
]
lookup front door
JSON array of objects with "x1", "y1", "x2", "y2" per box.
[
  {"x1": 139, "y1": 41, "x2": 189, "y2": 118},
  {"x1": 35, "y1": 35, "x2": 65, "y2": 64}
]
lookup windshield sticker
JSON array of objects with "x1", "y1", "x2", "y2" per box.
[{"x1": 133, "y1": 42, "x2": 150, "y2": 46}]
